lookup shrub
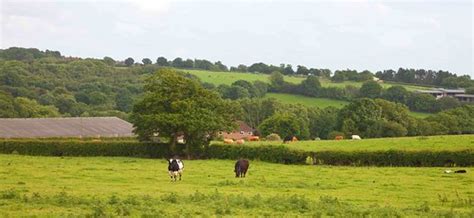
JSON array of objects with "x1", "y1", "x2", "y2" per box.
[
  {"x1": 0, "y1": 139, "x2": 472, "y2": 167},
  {"x1": 266, "y1": 133, "x2": 281, "y2": 141}
]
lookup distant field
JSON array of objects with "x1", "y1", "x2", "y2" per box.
[
  {"x1": 0, "y1": 155, "x2": 472, "y2": 216},
  {"x1": 234, "y1": 135, "x2": 474, "y2": 152},
  {"x1": 409, "y1": 111, "x2": 432, "y2": 118},
  {"x1": 184, "y1": 69, "x2": 304, "y2": 85},
  {"x1": 265, "y1": 93, "x2": 432, "y2": 118},
  {"x1": 265, "y1": 93, "x2": 349, "y2": 108},
  {"x1": 184, "y1": 69, "x2": 429, "y2": 91}
]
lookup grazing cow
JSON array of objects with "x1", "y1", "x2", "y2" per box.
[
  {"x1": 234, "y1": 159, "x2": 249, "y2": 178},
  {"x1": 224, "y1": 139, "x2": 234, "y2": 144},
  {"x1": 236, "y1": 139, "x2": 245, "y2": 144},
  {"x1": 351, "y1": 135, "x2": 361, "y2": 140},
  {"x1": 335, "y1": 135, "x2": 344, "y2": 140},
  {"x1": 168, "y1": 158, "x2": 184, "y2": 181},
  {"x1": 248, "y1": 136, "x2": 260, "y2": 141},
  {"x1": 283, "y1": 135, "x2": 293, "y2": 143}
]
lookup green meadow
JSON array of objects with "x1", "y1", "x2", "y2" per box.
[
  {"x1": 185, "y1": 69, "x2": 433, "y2": 117},
  {"x1": 0, "y1": 155, "x2": 472, "y2": 216},
  {"x1": 235, "y1": 135, "x2": 474, "y2": 152},
  {"x1": 265, "y1": 93, "x2": 349, "y2": 108},
  {"x1": 264, "y1": 93, "x2": 431, "y2": 118},
  {"x1": 184, "y1": 69, "x2": 429, "y2": 91}
]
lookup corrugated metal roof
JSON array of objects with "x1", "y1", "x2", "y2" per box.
[{"x1": 0, "y1": 117, "x2": 134, "y2": 138}]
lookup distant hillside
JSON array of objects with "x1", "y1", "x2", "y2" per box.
[{"x1": 184, "y1": 69, "x2": 430, "y2": 91}]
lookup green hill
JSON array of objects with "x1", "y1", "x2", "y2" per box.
[
  {"x1": 265, "y1": 93, "x2": 349, "y2": 108},
  {"x1": 183, "y1": 69, "x2": 432, "y2": 117},
  {"x1": 184, "y1": 69, "x2": 429, "y2": 91}
]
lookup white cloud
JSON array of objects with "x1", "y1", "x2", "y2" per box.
[
  {"x1": 114, "y1": 21, "x2": 146, "y2": 36},
  {"x1": 127, "y1": 0, "x2": 171, "y2": 14}
]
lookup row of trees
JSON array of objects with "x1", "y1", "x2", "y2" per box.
[
  {"x1": 376, "y1": 68, "x2": 474, "y2": 89},
  {"x1": 2, "y1": 47, "x2": 471, "y2": 89},
  {"x1": 264, "y1": 73, "x2": 468, "y2": 113}
]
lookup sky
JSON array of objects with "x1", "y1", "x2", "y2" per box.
[{"x1": 1, "y1": 0, "x2": 473, "y2": 77}]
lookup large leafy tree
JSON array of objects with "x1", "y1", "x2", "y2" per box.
[
  {"x1": 382, "y1": 86, "x2": 409, "y2": 104},
  {"x1": 337, "y1": 98, "x2": 383, "y2": 137},
  {"x1": 258, "y1": 113, "x2": 306, "y2": 139},
  {"x1": 130, "y1": 68, "x2": 239, "y2": 155},
  {"x1": 124, "y1": 57, "x2": 135, "y2": 66},
  {"x1": 359, "y1": 81, "x2": 382, "y2": 98},
  {"x1": 299, "y1": 75, "x2": 321, "y2": 97}
]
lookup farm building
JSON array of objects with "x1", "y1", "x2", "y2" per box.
[
  {"x1": 0, "y1": 117, "x2": 134, "y2": 138},
  {"x1": 218, "y1": 121, "x2": 254, "y2": 140},
  {"x1": 415, "y1": 88, "x2": 474, "y2": 102}
]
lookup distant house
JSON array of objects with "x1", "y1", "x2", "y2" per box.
[
  {"x1": 0, "y1": 117, "x2": 134, "y2": 138},
  {"x1": 415, "y1": 88, "x2": 474, "y2": 103},
  {"x1": 218, "y1": 121, "x2": 254, "y2": 140}
]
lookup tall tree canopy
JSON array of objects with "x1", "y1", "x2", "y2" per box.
[{"x1": 130, "y1": 68, "x2": 240, "y2": 155}]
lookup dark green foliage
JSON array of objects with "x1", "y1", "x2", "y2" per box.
[
  {"x1": 0, "y1": 140, "x2": 179, "y2": 158},
  {"x1": 156, "y1": 57, "x2": 169, "y2": 66},
  {"x1": 382, "y1": 86, "x2": 409, "y2": 104},
  {"x1": 142, "y1": 58, "x2": 152, "y2": 65},
  {"x1": 298, "y1": 75, "x2": 321, "y2": 97},
  {"x1": 124, "y1": 58, "x2": 134, "y2": 66},
  {"x1": 1, "y1": 141, "x2": 472, "y2": 167},
  {"x1": 359, "y1": 81, "x2": 382, "y2": 98},
  {"x1": 103, "y1": 56, "x2": 115, "y2": 66},
  {"x1": 375, "y1": 68, "x2": 473, "y2": 88},
  {"x1": 131, "y1": 68, "x2": 239, "y2": 155},
  {"x1": 258, "y1": 113, "x2": 309, "y2": 140},
  {"x1": 407, "y1": 93, "x2": 437, "y2": 112},
  {"x1": 434, "y1": 97, "x2": 460, "y2": 112},
  {"x1": 337, "y1": 98, "x2": 382, "y2": 137},
  {"x1": 331, "y1": 69, "x2": 372, "y2": 82}
]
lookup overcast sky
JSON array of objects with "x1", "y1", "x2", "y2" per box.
[{"x1": 1, "y1": 0, "x2": 473, "y2": 77}]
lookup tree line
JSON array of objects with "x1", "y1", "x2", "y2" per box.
[
  {"x1": 0, "y1": 47, "x2": 472, "y2": 121},
  {"x1": 2, "y1": 47, "x2": 472, "y2": 89},
  {"x1": 129, "y1": 68, "x2": 474, "y2": 155},
  {"x1": 210, "y1": 72, "x2": 469, "y2": 113}
]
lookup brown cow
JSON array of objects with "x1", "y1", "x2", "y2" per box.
[
  {"x1": 247, "y1": 136, "x2": 260, "y2": 141},
  {"x1": 224, "y1": 139, "x2": 234, "y2": 144},
  {"x1": 335, "y1": 135, "x2": 344, "y2": 140},
  {"x1": 234, "y1": 159, "x2": 249, "y2": 178}
]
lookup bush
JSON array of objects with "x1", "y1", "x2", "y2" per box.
[
  {"x1": 266, "y1": 133, "x2": 281, "y2": 141},
  {"x1": 0, "y1": 140, "x2": 184, "y2": 158},
  {"x1": 0, "y1": 140, "x2": 472, "y2": 167}
]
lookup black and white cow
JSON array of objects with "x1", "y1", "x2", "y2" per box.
[{"x1": 168, "y1": 158, "x2": 184, "y2": 181}]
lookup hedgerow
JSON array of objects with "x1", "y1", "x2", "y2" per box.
[{"x1": 0, "y1": 140, "x2": 472, "y2": 166}]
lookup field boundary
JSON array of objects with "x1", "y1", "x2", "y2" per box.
[{"x1": 0, "y1": 140, "x2": 472, "y2": 167}]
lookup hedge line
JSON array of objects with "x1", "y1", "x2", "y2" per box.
[
  {"x1": 207, "y1": 144, "x2": 474, "y2": 167},
  {"x1": 0, "y1": 140, "x2": 472, "y2": 167},
  {"x1": 0, "y1": 140, "x2": 182, "y2": 158}
]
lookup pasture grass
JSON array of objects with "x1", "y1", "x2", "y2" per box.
[
  {"x1": 265, "y1": 93, "x2": 349, "y2": 108},
  {"x1": 0, "y1": 155, "x2": 472, "y2": 216},
  {"x1": 184, "y1": 69, "x2": 430, "y2": 91},
  {"x1": 233, "y1": 135, "x2": 474, "y2": 152}
]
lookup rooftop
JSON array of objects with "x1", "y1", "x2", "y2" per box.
[{"x1": 0, "y1": 117, "x2": 134, "y2": 138}]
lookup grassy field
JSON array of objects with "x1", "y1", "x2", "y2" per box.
[
  {"x1": 265, "y1": 93, "x2": 349, "y2": 108},
  {"x1": 231, "y1": 135, "x2": 474, "y2": 152},
  {"x1": 184, "y1": 69, "x2": 429, "y2": 91},
  {"x1": 265, "y1": 92, "x2": 432, "y2": 118},
  {"x1": 0, "y1": 155, "x2": 472, "y2": 216}
]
